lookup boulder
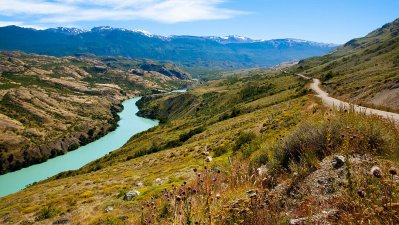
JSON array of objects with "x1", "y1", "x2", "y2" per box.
[
  {"x1": 105, "y1": 206, "x2": 113, "y2": 212},
  {"x1": 123, "y1": 189, "x2": 140, "y2": 201},
  {"x1": 332, "y1": 155, "x2": 345, "y2": 169}
]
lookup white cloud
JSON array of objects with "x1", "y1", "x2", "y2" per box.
[
  {"x1": 0, "y1": 0, "x2": 246, "y2": 24},
  {"x1": 0, "y1": 0, "x2": 74, "y2": 15}
]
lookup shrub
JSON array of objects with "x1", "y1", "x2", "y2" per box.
[
  {"x1": 179, "y1": 127, "x2": 205, "y2": 142},
  {"x1": 214, "y1": 145, "x2": 228, "y2": 157},
  {"x1": 36, "y1": 205, "x2": 59, "y2": 220},
  {"x1": 233, "y1": 132, "x2": 256, "y2": 152},
  {"x1": 272, "y1": 108, "x2": 399, "y2": 171}
]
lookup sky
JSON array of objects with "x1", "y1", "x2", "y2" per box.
[{"x1": 0, "y1": 0, "x2": 398, "y2": 44}]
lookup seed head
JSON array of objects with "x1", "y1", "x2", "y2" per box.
[
  {"x1": 357, "y1": 189, "x2": 366, "y2": 198},
  {"x1": 389, "y1": 167, "x2": 397, "y2": 176},
  {"x1": 370, "y1": 166, "x2": 383, "y2": 178}
]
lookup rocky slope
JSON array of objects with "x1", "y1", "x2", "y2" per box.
[
  {"x1": 0, "y1": 51, "x2": 191, "y2": 174},
  {"x1": 293, "y1": 18, "x2": 399, "y2": 111}
]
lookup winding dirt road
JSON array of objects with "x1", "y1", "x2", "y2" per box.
[{"x1": 297, "y1": 74, "x2": 399, "y2": 123}]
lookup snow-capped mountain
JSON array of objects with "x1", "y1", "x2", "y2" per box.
[
  {"x1": 205, "y1": 35, "x2": 258, "y2": 44},
  {"x1": 46, "y1": 27, "x2": 88, "y2": 35},
  {"x1": 0, "y1": 25, "x2": 338, "y2": 69},
  {"x1": 269, "y1": 38, "x2": 338, "y2": 48},
  {"x1": 43, "y1": 26, "x2": 338, "y2": 47}
]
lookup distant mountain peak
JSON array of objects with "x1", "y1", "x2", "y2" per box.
[
  {"x1": 131, "y1": 29, "x2": 154, "y2": 37},
  {"x1": 205, "y1": 35, "x2": 258, "y2": 44},
  {"x1": 46, "y1": 27, "x2": 88, "y2": 35}
]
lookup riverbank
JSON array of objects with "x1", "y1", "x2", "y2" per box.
[{"x1": 0, "y1": 97, "x2": 158, "y2": 197}]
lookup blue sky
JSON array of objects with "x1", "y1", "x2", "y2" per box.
[{"x1": 0, "y1": 0, "x2": 398, "y2": 44}]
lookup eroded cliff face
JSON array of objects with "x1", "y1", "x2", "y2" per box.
[{"x1": 0, "y1": 51, "x2": 191, "y2": 174}]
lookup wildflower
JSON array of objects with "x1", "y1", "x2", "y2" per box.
[
  {"x1": 183, "y1": 181, "x2": 187, "y2": 185},
  {"x1": 193, "y1": 168, "x2": 198, "y2": 172},
  {"x1": 164, "y1": 192, "x2": 169, "y2": 198},
  {"x1": 205, "y1": 156, "x2": 213, "y2": 162},
  {"x1": 389, "y1": 167, "x2": 397, "y2": 176},
  {"x1": 217, "y1": 169, "x2": 221, "y2": 174},
  {"x1": 216, "y1": 193, "x2": 221, "y2": 199},
  {"x1": 370, "y1": 166, "x2": 383, "y2": 178},
  {"x1": 213, "y1": 177, "x2": 217, "y2": 182},
  {"x1": 357, "y1": 189, "x2": 366, "y2": 198},
  {"x1": 193, "y1": 188, "x2": 198, "y2": 194},
  {"x1": 341, "y1": 133, "x2": 345, "y2": 138},
  {"x1": 197, "y1": 173, "x2": 201, "y2": 177}
]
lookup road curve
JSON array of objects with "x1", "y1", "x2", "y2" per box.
[{"x1": 297, "y1": 74, "x2": 399, "y2": 123}]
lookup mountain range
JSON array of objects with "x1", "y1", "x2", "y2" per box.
[{"x1": 0, "y1": 26, "x2": 338, "y2": 69}]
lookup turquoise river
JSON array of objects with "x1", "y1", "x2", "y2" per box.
[{"x1": 0, "y1": 97, "x2": 160, "y2": 197}]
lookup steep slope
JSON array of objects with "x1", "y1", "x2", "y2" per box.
[
  {"x1": 294, "y1": 18, "x2": 399, "y2": 111},
  {"x1": 0, "y1": 26, "x2": 337, "y2": 70},
  {"x1": 0, "y1": 51, "x2": 191, "y2": 174}
]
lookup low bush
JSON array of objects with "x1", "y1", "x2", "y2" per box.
[
  {"x1": 233, "y1": 131, "x2": 256, "y2": 152},
  {"x1": 36, "y1": 205, "x2": 59, "y2": 220}
]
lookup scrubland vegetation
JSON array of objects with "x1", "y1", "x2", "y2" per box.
[
  {"x1": 0, "y1": 65, "x2": 397, "y2": 224},
  {"x1": 292, "y1": 18, "x2": 399, "y2": 112},
  {"x1": 1, "y1": 18, "x2": 399, "y2": 225}
]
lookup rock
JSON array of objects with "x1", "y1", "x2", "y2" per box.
[
  {"x1": 289, "y1": 217, "x2": 307, "y2": 225},
  {"x1": 135, "y1": 182, "x2": 143, "y2": 187},
  {"x1": 155, "y1": 178, "x2": 162, "y2": 184},
  {"x1": 332, "y1": 155, "x2": 345, "y2": 169},
  {"x1": 53, "y1": 218, "x2": 70, "y2": 224},
  {"x1": 246, "y1": 190, "x2": 257, "y2": 198},
  {"x1": 123, "y1": 189, "x2": 140, "y2": 201},
  {"x1": 105, "y1": 206, "x2": 113, "y2": 212},
  {"x1": 289, "y1": 209, "x2": 338, "y2": 225}
]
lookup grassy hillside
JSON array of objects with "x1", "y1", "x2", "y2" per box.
[
  {"x1": 0, "y1": 51, "x2": 191, "y2": 174},
  {"x1": 1, "y1": 67, "x2": 398, "y2": 224},
  {"x1": 292, "y1": 18, "x2": 399, "y2": 111}
]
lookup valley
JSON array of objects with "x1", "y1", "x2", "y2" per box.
[
  {"x1": 0, "y1": 12, "x2": 398, "y2": 225},
  {"x1": 0, "y1": 52, "x2": 191, "y2": 174},
  {"x1": 0, "y1": 97, "x2": 159, "y2": 197}
]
